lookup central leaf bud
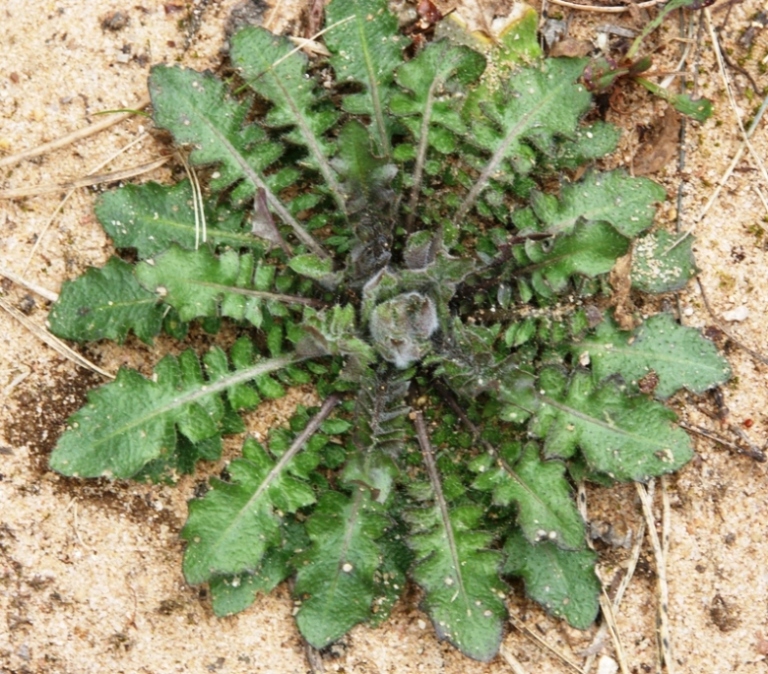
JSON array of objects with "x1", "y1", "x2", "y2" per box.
[{"x1": 369, "y1": 291, "x2": 438, "y2": 369}]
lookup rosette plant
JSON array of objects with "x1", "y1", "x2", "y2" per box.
[{"x1": 48, "y1": 0, "x2": 728, "y2": 661}]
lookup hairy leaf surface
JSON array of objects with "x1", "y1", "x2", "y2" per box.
[
  {"x1": 459, "y1": 58, "x2": 591, "y2": 217},
  {"x1": 49, "y1": 257, "x2": 163, "y2": 343},
  {"x1": 521, "y1": 220, "x2": 629, "y2": 295},
  {"x1": 231, "y1": 27, "x2": 345, "y2": 207},
  {"x1": 50, "y1": 352, "x2": 297, "y2": 478},
  {"x1": 407, "y1": 503, "x2": 506, "y2": 662},
  {"x1": 577, "y1": 313, "x2": 731, "y2": 399},
  {"x1": 96, "y1": 181, "x2": 253, "y2": 258},
  {"x1": 471, "y1": 443, "x2": 585, "y2": 550},
  {"x1": 182, "y1": 437, "x2": 316, "y2": 584},
  {"x1": 325, "y1": 0, "x2": 406, "y2": 157},
  {"x1": 209, "y1": 518, "x2": 308, "y2": 616},
  {"x1": 533, "y1": 371, "x2": 693, "y2": 481},
  {"x1": 294, "y1": 490, "x2": 389, "y2": 648},
  {"x1": 150, "y1": 66, "x2": 324, "y2": 255},
  {"x1": 150, "y1": 66, "x2": 281, "y2": 198},
  {"x1": 503, "y1": 530, "x2": 599, "y2": 628},
  {"x1": 530, "y1": 170, "x2": 666, "y2": 236},
  {"x1": 631, "y1": 229, "x2": 697, "y2": 293},
  {"x1": 136, "y1": 245, "x2": 312, "y2": 327}
]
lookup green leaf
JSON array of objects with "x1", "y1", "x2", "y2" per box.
[
  {"x1": 95, "y1": 181, "x2": 253, "y2": 258},
  {"x1": 325, "y1": 0, "x2": 407, "y2": 157},
  {"x1": 407, "y1": 503, "x2": 506, "y2": 661},
  {"x1": 231, "y1": 26, "x2": 345, "y2": 207},
  {"x1": 532, "y1": 371, "x2": 693, "y2": 481},
  {"x1": 49, "y1": 352, "x2": 298, "y2": 479},
  {"x1": 531, "y1": 170, "x2": 666, "y2": 237},
  {"x1": 288, "y1": 253, "x2": 339, "y2": 286},
  {"x1": 320, "y1": 418, "x2": 352, "y2": 434},
  {"x1": 521, "y1": 220, "x2": 629, "y2": 295},
  {"x1": 300, "y1": 305, "x2": 377, "y2": 366},
  {"x1": 577, "y1": 313, "x2": 731, "y2": 399},
  {"x1": 350, "y1": 366, "x2": 410, "y2": 465},
  {"x1": 503, "y1": 530, "x2": 599, "y2": 629},
  {"x1": 391, "y1": 40, "x2": 485, "y2": 219},
  {"x1": 294, "y1": 490, "x2": 389, "y2": 648},
  {"x1": 459, "y1": 58, "x2": 591, "y2": 218},
  {"x1": 333, "y1": 119, "x2": 394, "y2": 193},
  {"x1": 391, "y1": 41, "x2": 485, "y2": 135},
  {"x1": 553, "y1": 121, "x2": 620, "y2": 169},
  {"x1": 43, "y1": 0, "x2": 734, "y2": 657},
  {"x1": 149, "y1": 66, "x2": 326, "y2": 257},
  {"x1": 636, "y1": 78, "x2": 713, "y2": 123},
  {"x1": 210, "y1": 519, "x2": 307, "y2": 616},
  {"x1": 368, "y1": 518, "x2": 412, "y2": 626},
  {"x1": 149, "y1": 65, "x2": 281, "y2": 199},
  {"x1": 136, "y1": 245, "x2": 310, "y2": 328},
  {"x1": 472, "y1": 444, "x2": 585, "y2": 550},
  {"x1": 631, "y1": 229, "x2": 697, "y2": 293},
  {"x1": 182, "y1": 437, "x2": 316, "y2": 584},
  {"x1": 668, "y1": 92, "x2": 713, "y2": 123},
  {"x1": 49, "y1": 257, "x2": 163, "y2": 344}
]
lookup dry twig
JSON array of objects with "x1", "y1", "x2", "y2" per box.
[
  {"x1": 19, "y1": 131, "x2": 156, "y2": 273},
  {"x1": 0, "y1": 157, "x2": 170, "y2": 200},
  {"x1": 507, "y1": 613, "x2": 585, "y2": 673},
  {"x1": 0, "y1": 267, "x2": 58, "y2": 303},
  {"x1": 0, "y1": 96, "x2": 150, "y2": 169},
  {"x1": 545, "y1": 0, "x2": 663, "y2": 14},
  {"x1": 0, "y1": 297, "x2": 113, "y2": 379},
  {"x1": 636, "y1": 481, "x2": 674, "y2": 674}
]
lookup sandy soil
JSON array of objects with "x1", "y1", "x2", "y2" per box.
[{"x1": 1, "y1": 1, "x2": 767, "y2": 673}]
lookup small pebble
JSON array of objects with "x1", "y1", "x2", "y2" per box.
[
  {"x1": 722, "y1": 306, "x2": 749, "y2": 322},
  {"x1": 597, "y1": 655, "x2": 618, "y2": 674}
]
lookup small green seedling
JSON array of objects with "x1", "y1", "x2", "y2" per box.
[
  {"x1": 48, "y1": 0, "x2": 728, "y2": 661},
  {"x1": 583, "y1": 0, "x2": 713, "y2": 122}
]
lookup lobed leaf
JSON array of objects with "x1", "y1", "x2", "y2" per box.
[
  {"x1": 407, "y1": 503, "x2": 507, "y2": 661},
  {"x1": 325, "y1": 0, "x2": 407, "y2": 157},
  {"x1": 209, "y1": 518, "x2": 308, "y2": 616},
  {"x1": 532, "y1": 370, "x2": 693, "y2": 481},
  {"x1": 136, "y1": 245, "x2": 312, "y2": 328},
  {"x1": 459, "y1": 58, "x2": 591, "y2": 218},
  {"x1": 530, "y1": 170, "x2": 666, "y2": 237},
  {"x1": 150, "y1": 66, "x2": 326, "y2": 256},
  {"x1": 231, "y1": 27, "x2": 345, "y2": 208},
  {"x1": 472, "y1": 443, "x2": 585, "y2": 550},
  {"x1": 577, "y1": 313, "x2": 731, "y2": 399},
  {"x1": 49, "y1": 256, "x2": 163, "y2": 344},
  {"x1": 294, "y1": 490, "x2": 389, "y2": 648},
  {"x1": 95, "y1": 181, "x2": 253, "y2": 258},
  {"x1": 49, "y1": 352, "x2": 298, "y2": 479},
  {"x1": 520, "y1": 220, "x2": 629, "y2": 296},
  {"x1": 351, "y1": 366, "x2": 411, "y2": 462},
  {"x1": 503, "y1": 530, "x2": 599, "y2": 628},
  {"x1": 552, "y1": 121, "x2": 620, "y2": 169},
  {"x1": 631, "y1": 229, "x2": 697, "y2": 293},
  {"x1": 149, "y1": 66, "x2": 281, "y2": 198},
  {"x1": 391, "y1": 40, "x2": 485, "y2": 221},
  {"x1": 392, "y1": 41, "x2": 485, "y2": 129},
  {"x1": 182, "y1": 437, "x2": 316, "y2": 584}
]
